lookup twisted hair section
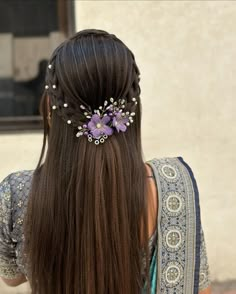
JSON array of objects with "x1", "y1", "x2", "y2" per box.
[{"x1": 45, "y1": 29, "x2": 141, "y2": 130}]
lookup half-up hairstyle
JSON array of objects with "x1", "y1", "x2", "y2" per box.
[{"x1": 23, "y1": 29, "x2": 152, "y2": 294}]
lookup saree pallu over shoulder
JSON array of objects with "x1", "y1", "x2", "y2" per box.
[{"x1": 145, "y1": 156, "x2": 210, "y2": 294}]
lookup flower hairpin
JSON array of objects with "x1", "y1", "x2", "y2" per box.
[{"x1": 76, "y1": 97, "x2": 138, "y2": 145}]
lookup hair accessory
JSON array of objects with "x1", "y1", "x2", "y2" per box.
[
  {"x1": 47, "y1": 96, "x2": 138, "y2": 145},
  {"x1": 45, "y1": 85, "x2": 49, "y2": 90},
  {"x1": 52, "y1": 85, "x2": 57, "y2": 89},
  {"x1": 48, "y1": 64, "x2": 52, "y2": 69},
  {"x1": 75, "y1": 97, "x2": 138, "y2": 145}
]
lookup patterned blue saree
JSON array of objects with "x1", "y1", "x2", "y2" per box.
[{"x1": 143, "y1": 157, "x2": 210, "y2": 294}]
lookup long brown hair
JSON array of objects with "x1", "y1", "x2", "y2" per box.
[{"x1": 24, "y1": 29, "x2": 152, "y2": 294}]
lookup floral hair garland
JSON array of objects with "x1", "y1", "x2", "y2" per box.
[
  {"x1": 50, "y1": 96, "x2": 138, "y2": 145},
  {"x1": 76, "y1": 97, "x2": 138, "y2": 145}
]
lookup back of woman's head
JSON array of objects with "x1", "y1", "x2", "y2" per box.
[{"x1": 24, "y1": 29, "x2": 151, "y2": 294}]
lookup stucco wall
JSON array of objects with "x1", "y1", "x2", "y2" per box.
[{"x1": 0, "y1": 2, "x2": 235, "y2": 290}]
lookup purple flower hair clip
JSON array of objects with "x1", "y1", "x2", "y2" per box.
[{"x1": 75, "y1": 97, "x2": 138, "y2": 145}]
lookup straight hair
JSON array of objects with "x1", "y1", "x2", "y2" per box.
[{"x1": 23, "y1": 29, "x2": 152, "y2": 294}]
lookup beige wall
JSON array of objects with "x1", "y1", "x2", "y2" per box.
[{"x1": 0, "y1": 1, "x2": 235, "y2": 289}]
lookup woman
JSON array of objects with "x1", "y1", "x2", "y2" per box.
[{"x1": 0, "y1": 29, "x2": 211, "y2": 293}]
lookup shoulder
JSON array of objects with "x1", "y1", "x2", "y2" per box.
[
  {"x1": 147, "y1": 156, "x2": 200, "y2": 205},
  {"x1": 0, "y1": 170, "x2": 34, "y2": 208},
  {"x1": 0, "y1": 170, "x2": 34, "y2": 190},
  {"x1": 148, "y1": 155, "x2": 192, "y2": 167},
  {"x1": 0, "y1": 170, "x2": 34, "y2": 243},
  {"x1": 0, "y1": 170, "x2": 34, "y2": 280},
  {"x1": 147, "y1": 156, "x2": 197, "y2": 181}
]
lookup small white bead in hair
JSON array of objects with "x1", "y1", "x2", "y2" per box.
[
  {"x1": 63, "y1": 103, "x2": 68, "y2": 108},
  {"x1": 45, "y1": 85, "x2": 49, "y2": 89},
  {"x1": 48, "y1": 64, "x2": 52, "y2": 69},
  {"x1": 52, "y1": 85, "x2": 56, "y2": 89},
  {"x1": 52, "y1": 105, "x2": 57, "y2": 110}
]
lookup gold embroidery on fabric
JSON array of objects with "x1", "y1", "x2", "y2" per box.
[
  {"x1": 0, "y1": 171, "x2": 34, "y2": 279},
  {"x1": 0, "y1": 257, "x2": 21, "y2": 279}
]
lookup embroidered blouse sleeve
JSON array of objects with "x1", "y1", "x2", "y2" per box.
[
  {"x1": 0, "y1": 174, "x2": 21, "y2": 279},
  {"x1": 199, "y1": 224, "x2": 211, "y2": 291}
]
